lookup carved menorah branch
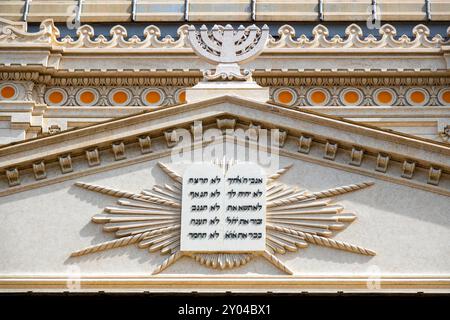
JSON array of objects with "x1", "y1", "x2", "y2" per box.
[{"x1": 188, "y1": 24, "x2": 269, "y2": 81}]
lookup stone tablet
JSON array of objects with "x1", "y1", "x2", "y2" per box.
[{"x1": 180, "y1": 162, "x2": 266, "y2": 252}]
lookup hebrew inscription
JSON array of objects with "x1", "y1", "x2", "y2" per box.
[{"x1": 181, "y1": 162, "x2": 266, "y2": 252}]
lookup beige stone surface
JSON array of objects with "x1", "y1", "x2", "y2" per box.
[{"x1": 0, "y1": 151, "x2": 448, "y2": 280}]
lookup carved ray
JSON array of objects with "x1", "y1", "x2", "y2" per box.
[
  {"x1": 103, "y1": 219, "x2": 180, "y2": 232},
  {"x1": 160, "y1": 241, "x2": 180, "y2": 254},
  {"x1": 104, "y1": 206, "x2": 179, "y2": 215},
  {"x1": 149, "y1": 237, "x2": 179, "y2": 253},
  {"x1": 267, "y1": 224, "x2": 375, "y2": 256},
  {"x1": 116, "y1": 199, "x2": 180, "y2": 211},
  {"x1": 157, "y1": 162, "x2": 182, "y2": 184},
  {"x1": 116, "y1": 223, "x2": 180, "y2": 237},
  {"x1": 93, "y1": 214, "x2": 180, "y2": 224},
  {"x1": 261, "y1": 250, "x2": 293, "y2": 275},
  {"x1": 138, "y1": 232, "x2": 179, "y2": 248},
  {"x1": 266, "y1": 164, "x2": 293, "y2": 183},
  {"x1": 152, "y1": 251, "x2": 184, "y2": 275},
  {"x1": 72, "y1": 161, "x2": 376, "y2": 275},
  {"x1": 141, "y1": 189, "x2": 181, "y2": 202},
  {"x1": 267, "y1": 204, "x2": 344, "y2": 215},
  {"x1": 267, "y1": 234, "x2": 297, "y2": 252},
  {"x1": 70, "y1": 225, "x2": 180, "y2": 257},
  {"x1": 267, "y1": 199, "x2": 333, "y2": 211}
]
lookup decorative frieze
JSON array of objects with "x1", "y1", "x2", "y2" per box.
[
  {"x1": 138, "y1": 135, "x2": 152, "y2": 154},
  {"x1": 269, "y1": 86, "x2": 450, "y2": 107},
  {"x1": 58, "y1": 155, "x2": 73, "y2": 174},
  {"x1": 41, "y1": 83, "x2": 450, "y2": 108},
  {"x1": 0, "y1": 119, "x2": 447, "y2": 194},
  {"x1": 401, "y1": 160, "x2": 416, "y2": 179},
  {"x1": 349, "y1": 148, "x2": 364, "y2": 167},
  {"x1": 324, "y1": 141, "x2": 338, "y2": 160},
  {"x1": 44, "y1": 86, "x2": 186, "y2": 107},
  {"x1": 2, "y1": 19, "x2": 448, "y2": 50},
  {"x1": 268, "y1": 24, "x2": 450, "y2": 49},
  {"x1": 5, "y1": 168, "x2": 20, "y2": 187},
  {"x1": 428, "y1": 167, "x2": 442, "y2": 186},
  {"x1": 297, "y1": 135, "x2": 313, "y2": 154},
  {"x1": 111, "y1": 142, "x2": 126, "y2": 161},
  {"x1": 85, "y1": 148, "x2": 101, "y2": 167},
  {"x1": 375, "y1": 153, "x2": 390, "y2": 173},
  {"x1": 32, "y1": 161, "x2": 46, "y2": 180}
]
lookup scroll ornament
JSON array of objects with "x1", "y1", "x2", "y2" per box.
[{"x1": 1, "y1": 17, "x2": 448, "y2": 50}]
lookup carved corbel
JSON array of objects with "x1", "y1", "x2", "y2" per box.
[
  {"x1": 297, "y1": 135, "x2": 313, "y2": 154},
  {"x1": 401, "y1": 160, "x2": 416, "y2": 179},
  {"x1": 274, "y1": 129, "x2": 288, "y2": 147},
  {"x1": 375, "y1": 153, "x2": 390, "y2": 173},
  {"x1": 164, "y1": 130, "x2": 179, "y2": 148},
  {"x1": 323, "y1": 141, "x2": 338, "y2": 160},
  {"x1": 138, "y1": 135, "x2": 152, "y2": 154},
  {"x1": 5, "y1": 168, "x2": 20, "y2": 187},
  {"x1": 112, "y1": 142, "x2": 126, "y2": 160},
  {"x1": 85, "y1": 148, "x2": 101, "y2": 167},
  {"x1": 190, "y1": 121, "x2": 203, "y2": 142},
  {"x1": 32, "y1": 161, "x2": 47, "y2": 180},
  {"x1": 247, "y1": 123, "x2": 261, "y2": 141},
  {"x1": 216, "y1": 118, "x2": 236, "y2": 131},
  {"x1": 427, "y1": 167, "x2": 442, "y2": 186},
  {"x1": 349, "y1": 147, "x2": 364, "y2": 166},
  {"x1": 59, "y1": 154, "x2": 73, "y2": 174}
]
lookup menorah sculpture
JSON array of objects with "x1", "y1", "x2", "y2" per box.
[{"x1": 188, "y1": 24, "x2": 269, "y2": 81}]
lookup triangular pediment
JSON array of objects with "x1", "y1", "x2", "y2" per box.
[{"x1": 0, "y1": 94, "x2": 449, "y2": 197}]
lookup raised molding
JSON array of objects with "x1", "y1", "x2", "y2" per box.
[
  {"x1": 0, "y1": 133, "x2": 449, "y2": 198},
  {"x1": 0, "y1": 275, "x2": 448, "y2": 293},
  {"x1": 0, "y1": 97, "x2": 448, "y2": 197}
]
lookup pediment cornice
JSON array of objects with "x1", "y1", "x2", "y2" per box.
[{"x1": 0, "y1": 95, "x2": 448, "y2": 196}]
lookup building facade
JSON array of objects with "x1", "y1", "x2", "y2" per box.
[{"x1": 0, "y1": 1, "x2": 449, "y2": 293}]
